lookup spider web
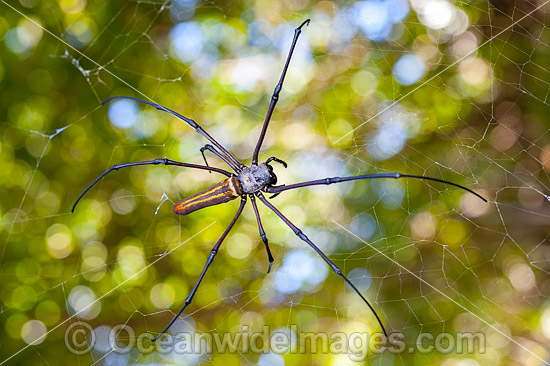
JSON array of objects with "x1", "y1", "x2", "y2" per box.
[{"x1": 1, "y1": 0, "x2": 549, "y2": 365}]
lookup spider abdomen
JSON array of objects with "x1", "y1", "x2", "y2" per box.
[{"x1": 173, "y1": 176, "x2": 242, "y2": 216}]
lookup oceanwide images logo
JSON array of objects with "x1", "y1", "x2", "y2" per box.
[{"x1": 65, "y1": 322, "x2": 485, "y2": 361}]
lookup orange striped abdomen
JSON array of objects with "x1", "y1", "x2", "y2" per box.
[{"x1": 173, "y1": 176, "x2": 242, "y2": 216}]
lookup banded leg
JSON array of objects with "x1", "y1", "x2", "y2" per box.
[
  {"x1": 252, "y1": 19, "x2": 310, "y2": 165},
  {"x1": 201, "y1": 144, "x2": 243, "y2": 173},
  {"x1": 72, "y1": 158, "x2": 232, "y2": 212},
  {"x1": 257, "y1": 192, "x2": 388, "y2": 337},
  {"x1": 152, "y1": 197, "x2": 247, "y2": 341},
  {"x1": 249, "y1": 194, "x2": 274, "y2": 273},
  {"x1": 103, "y1": 96, "x2": 243, "y2": 169},
  {"x1": 266, "y1": 173, "x2": 487, "y2": 202}
]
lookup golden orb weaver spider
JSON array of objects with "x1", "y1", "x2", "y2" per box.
[{"x1": 73, "y1": 19, "x2": 486, "y2": 341}]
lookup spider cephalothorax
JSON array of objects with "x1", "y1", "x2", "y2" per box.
[
  {"x1": 73, "y1": 18, "x2": 486, "y2": 341},
  {"x1": 237, "y1": 162, "x2": 278, "y2": 194}
]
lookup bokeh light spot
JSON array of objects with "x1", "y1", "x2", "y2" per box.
[
  {"x1": 540, "y1": 307, "x2": 550, "y2": 340},
  {"x1": 68, "y1": 286, "x2": 101, "y2": 320},
  {"x1": 170, "y1": 0, "x2": 199, "y2": 22},
  {"x1": 459, "y1": 57, "x2": 491, "y2": 86},
  {"x1": 350, "y1": 213, "x2": 376, "y2": 242},
  {"x1": 46, "y1": 223, "x2": 73, "y2": 259},
  {"x1": 353, "y1": 0, "x2": 410, "y2": 41},
  {"x1": 117, "y1": 245, "x2": 145, "y2": 278},
  {"x1": 393, "y1": 54, "x2": 426, "y2": 86},
  {"x1": 21, "y1": 320, "x2": 47, "y2": 345},
  {"x1": 259, "y1": 353, "x2": 285, "y2": 366},
  {"x1": 60, "y1": 0, "x2": 86, "y2": 14},
  {"x1": 273, "y1": 250, "x2": 328, "y2": 295},
  {"x1": 150, "y1": 283, "x2": 176, "y2": 309},
  {"x1": 439, "y1": 219, "x2": 467, "y2": 246},
  {"x1": 66, "y1": 19, "x2": 94, "y2": 48},
  {"x1": 108, "y1": 99, "x2": 139, "y2": 129},
  {"x1": 5, "y1": 18, "x2": 43, "y2": 55},
  {"x1": 418, "y1": 0, "x2": 455, "y2": 30},
  {"x1": 508, "y1": 263, "x2": 536, "y2": 292},
  {"x1": 170, "y1": 21, "x2": 204, "y2": 63},
  {"x1": 354, "y1": 1, "x2": 391, "y2": 41},
  {"x1": 327, "y1": 119, "x2": 353, "y2": 146},
  {"x1": 410, "y1": 213, "x2": 437, "y2": 241},
  {"x1": 348, "y1": 268, "x2": 372, "y2": 293},
  {"x1": 461, "y1": 192, "x2": 489, "y2": 218},
  {"x1": 110, "y1": 189, "x2": 137, "y2": 215},
  {"x1": 366, "y1": 120, "x2": 407, "y2": 161},
  {"x1": 226, "y1": 233, "x2": 253, "y2": 260}
]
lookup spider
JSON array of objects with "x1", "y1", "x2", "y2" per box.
[{"x1": 72, "y1": 19, "x2": 486, "y2": 341}]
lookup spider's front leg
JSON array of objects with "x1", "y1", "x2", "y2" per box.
[
  {"x1": 103, "y1": 96, "x2": 243, "y2": 169},
  {"x1": 250, "y1": 194, "x2": 274, "y2": 273},
  {"x1": 252, "y1": 19, "x2": 310, "y2": 165},
  {"x1": 200, "y1": 144, "x2": 242, "y2": 173}
]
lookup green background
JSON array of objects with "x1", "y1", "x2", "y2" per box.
[{"x1": 1, "y1": 0, "x2": 549, "y2": 365}]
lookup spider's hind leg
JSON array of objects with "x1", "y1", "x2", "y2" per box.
[
  {"x1": 257, "y1": 192, "x2": 388, "y2": 337},
  {"x1": 72, "y1": 158, "x2": 232, "y2": 213},
  {"x1": 152, "y1": 197, "x2": 247, "y2": 341},
  {"x1": 250, "y1": 195, "x2": 274, "y2": 273}
]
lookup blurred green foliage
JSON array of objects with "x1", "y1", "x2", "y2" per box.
[{"x1": 1, "y1": 0, "x2": 549, "y2": 365}]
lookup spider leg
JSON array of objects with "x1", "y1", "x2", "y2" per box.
[
  {"x1": 249, "y1": 194, "x2": 274, "y2": 273},
  {"x1": 256, "y1": 192, "x2": 388, "y2": 337},
  {"x1": 72, "y1": 158, "x2": 232, "y2": 212},
  {"x1": 266, "y1": 172, "x2": 487, "y2": 202},
  {"x1": 103, "y1": 96, "x2": 243, "y2": 169},
  {"x1": 152, "y1": 197, "x2": 247, "y2": 341},
  {"x1": 252, "y1": 19, "x2": 310, "y2": 165},
  {"x1": 200, "y1": 144, "x2": 243, "y2": 173}
]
